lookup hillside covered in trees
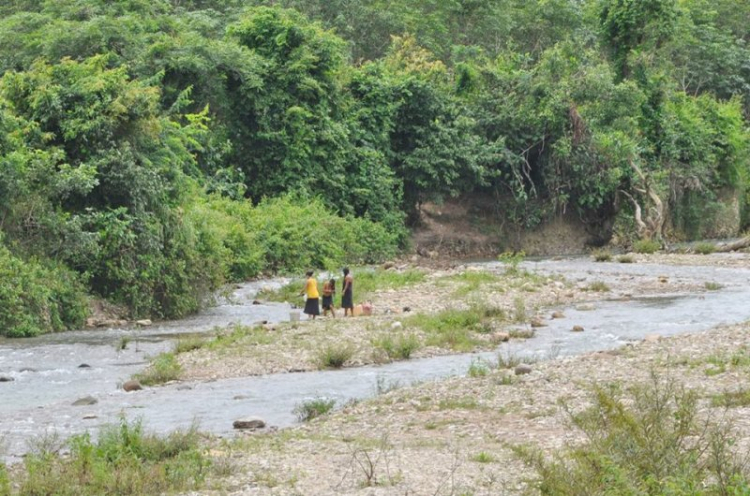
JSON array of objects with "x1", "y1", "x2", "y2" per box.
[{"x1": 0, "y1": 0, "x2": 748, "y2": 336}]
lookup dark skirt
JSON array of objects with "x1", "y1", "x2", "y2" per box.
[
  {"x1": 304, "y1": 298, "x2": 320, "y2": 316},
  {"x1": 322, "y1": 295, "x2": 333, "y2": 310},
  {"x1": 341, "y1": 291, "x2": 353, "y2": 309}
]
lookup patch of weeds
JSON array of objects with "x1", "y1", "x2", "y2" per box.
[
  {"x1": 516, "y1": 375, "x2": 750, "y2": 494},
  {"x1": 496, "y1": 352, "x2": 522, "y2": 370},
  {"x1": 496, "y1": 374, "x2": 515, "y2": 386},
  {"x1": 592, "y1": 249, "x2": 612, "y2": 262},
  {"x1": 317, "y1": 342, "x2": 355, "y2": 368},
  {"x1": 470, "y1": 452, "x2": 495, "y2": 463},
  {"x1": 208, "y1": 325, "x2": 273, "y2": 351},
  {"x1": 13, "y1": 419, "x2": 206, "y2": 495},
  {"x1": 134, "y1": 352, "x2": 181, "y2": 386},
  {"x1": 711, "y1": 389, "x2": 750, "y2": 408},
  {"x1": 438, "y1": 397, "x2": 480, "y2": 410},
  {"x1": 115, "y1": 336, "x2": 130, "y2": 352},
  {"x1": 513, "y1": 296, "x2": 527, "y2": 323},
  {"x1": 705, "y1": 281, "x2": 723, "y2": 291},
  {"x1": 498, "y1": 251, "x2": 525, "y2": 276},
  {"x1": 444, "y1": 271, "x2": 500, "y2": 297},
  {"x1": 586, "y1": 281, "x2": 610, "y2": 292},
  {"x1": 633, "y1": 239, "x2": 660, "y2": 254},
  {"x1": 509, "y1": 328, "x2": 535, "y2": 339},
  {"x1": 375, "y1": 376, "x2": 403, "y2": 395},
  {"x1": 408, "y1": 310, "x2": 480, "y2": 351},
  {"x1": 468, "y1": 359, "x2": 490, "y2": 378},
  {"x1": 694, "y1": 242, "x2": 716, "y2": 255},
  {"x1": 617, "y1": 254, "x2": 635, "y2": 263},
  {"x1": 175, "y1": 336, "x2": 208, "y2": 354},
  {"x1": 373, "y1": 333, "x2": 420, "y2": 360},
  {"x1": 294, "y1": 398, "x2": 335, "y2": 421}
]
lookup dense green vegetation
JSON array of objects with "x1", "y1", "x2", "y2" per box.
[{"x1": 0, "y1": 0, "x2": 748, "y2": 336}]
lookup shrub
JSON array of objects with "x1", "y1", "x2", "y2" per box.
[
  {"x1": 317, "y1": 342, "x2": 355, "y2": 368},
  {"x1": 518, "y1": 376, "x2": 750, "y2": 495},
  {"x1": 294, "y1": 398, "x2": 335, "y2": 421},
  {"x1": 705, "y1": 281, "x2": 723, "y2": 291},
  {"x1": 633, "y1": 239, "x2": 660, "y2": 254},
  {"x1": 617, "y1": 254, "x2": 635, "y2": 263},
  {"x1": 0, "y1": 244, "x2": 88, "y2": 337},
  {"x1": 592, "y1": 249, "x2": 612, "y2": 262},
  {"x1": 134, "y1": 352, "x2": 182, "y2": 386},
  {"x1": 374, "y1": 333, "x2": 420, "y2": 360},
  {"x1": 694, "y1": 242, "x2": 717, "y2": 255},
  {"x1": 14, "y1": 419, "x2": 206, "y2": 495}
]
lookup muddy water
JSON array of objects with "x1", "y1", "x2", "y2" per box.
[{"x1": 1, "y1": 258, "x2": 750, "y2": 461}]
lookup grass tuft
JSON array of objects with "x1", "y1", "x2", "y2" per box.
[
  {"x1": 134, "y1": 352, "x2": 182, "y2": 386},
  {"x1": 467, "y1": 359, "x2": 490, "y2": 378},
  {"x1": 317, "y1": 342, "x2": 355, "y2": 368},
  {"x1": 470, "y1": 451, "x2": 496, "y2": 463},
  {"x1": 705, "y1": 281, "x2": 723, "y2": 291},
  {"x1": 586, "y1": 281, "x2": 610, "y2": 292},
  {"x1": 373, "y1": 333, "x2": 420, "y2": 360},
  {"x1": 694, "y1": 242, "x2": 716, "y2": 255},
  {"x1": 633, "y1": 239, "x2": 660, "y2": 254},
  {"x1": 617, "y1": 254, "x2": 635, "y2": 263},
  {"x1": 592, "y1": 249, "x2": 612, "y2": 262},
  {"x1": 294, "y1": 398, "x2": 335, "y2": 421}
]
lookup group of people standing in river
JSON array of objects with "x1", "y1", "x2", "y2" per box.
[{"x1": 300, "y1": 268, "x2": 353, "y2": 319}]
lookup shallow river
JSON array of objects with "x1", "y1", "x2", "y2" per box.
[{"x1": 1, "y1": 257, "x2": 750, "y2": 460}]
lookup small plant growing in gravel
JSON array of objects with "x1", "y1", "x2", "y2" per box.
[
  {"x1": 513, "y1": 296, "x2": 527, "y2": 323},
  {"x1": 508, "y1": 328, "x2": 535, "y2": 339},
  {"x1": 134, "y1": 352, "x2": 182, "y2": 386},
  {"x1": 496, "y1": 374, "x2": 515, "y2": 386},
  {"x1": 115, "y1": 336, "x2": 130, "y2": 352},
  {"x1": 294, "y1": 398, "x2": 335, "y2": 421},
  {"x1": 694, "y1": 242, "x2": 716, "y2": 255},
  {"x1": 317, "y1": 342, "x2": 355, "y2": 368},
  {"x1": 705, "y1": 281, "x2": 723, "y2": 291},
  {"x1": 468, "y1": 359, "x2": 490, "y2": 378},
  {"x1": 633, "y1": 239, "x2": 660, "y2": 254},
  {"x1": 496, "y1": 352, "x2": 522, "y2": 369},
  {"x1": 470, "y1": 451, "x2": 496, "y2": 463},
  {"x1": 586, "y1": 281, "x2": 610, "y2": 292},
  {"x1": 498, "y1": 251, "x2": 525, "y2": 276},
  {"x1": 617, "y1": 254, "x2": 635, "y2": 263},
  {"x1": 175, "y1": 337, "x2": 207, "y2": 354},
  {"x1": 374, "y1": 333, "x2": 421, "y2": 360},
  {"x1": 592, "y1": 249, "x2": 612, "y2": 262}
]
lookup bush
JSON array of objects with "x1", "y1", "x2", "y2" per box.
[
  {"x1": 294, "y1": 398, "x2": 335, "y2": 422},
  {"x1": 617, "y1": 254, "x2": 635, "y2": 263},
  {"x1": 694, "y1": 242, "x2": 717, "y2": 255},
  {"x1": 134, "y1": 353, "x2": 182, "y2": 386},
  {"x1": 518, "y1": 376, "x2": 750, "y2": 495},
  {"x1": 317, "y1": 343, "x2": 355, "y2": 368},
  {"x1": 633, "y1": 239, "x2": 661, "y2": 254},
  {"x1": 374, "y1": 333, "x2": 421, "y2": 360},
  {"x1": 592, "y1": 249, "x2": 612, "y2": 262},
  {"x1": 0, "y1": 244, "x2": 88, "y2": 337},
  {"x1": 15, "y1": 419, "x2": 207, "y2": 495}
]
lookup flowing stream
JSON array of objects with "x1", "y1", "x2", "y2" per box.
[{"x1": 2, "y1": 257, "x2": 750, "y2": 461}]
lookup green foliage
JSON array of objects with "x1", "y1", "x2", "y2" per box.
[
  {"x1": 586, "y1": 281, "x2": 611, "y2": 292},
  {"x1": 467, "y1": 358, "x2": 490, "y2": 378},
  {"x1": 293, "y1": 398, "x2": 335, "y2": 421},
  {"x1": 694, "y1": 242, "x2": 716, "y2": 255},
  {"x1": 520, "y1": 376, "x2": 750, "y2": 495},
  {"x1": 373, "y1": 333, "x2": 420, "y2": 360},
  {"x1": 13, "y1": 419, "x2": 207, "y2": 495},
  {"x1": 633, "y1": 239, "x2": 661, "y2": 254},
  {"x1": 134, "y1": 352, "x2": 182, "y2": 386},
  {"x1": 316, "y1": 342, "x2": 355, "y2": 368},
  {"x1": 592, "y1": 249, "x2": 612, "y2": 262}
]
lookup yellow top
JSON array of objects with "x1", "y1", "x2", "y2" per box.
[{"x1": 305, "y1": 277, "x2": 319, "y2": 299}]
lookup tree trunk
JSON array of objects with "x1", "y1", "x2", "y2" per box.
[{"x1": 714, "y1": 236, "x2": 750, "y2": 253}]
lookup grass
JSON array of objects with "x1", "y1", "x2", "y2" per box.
[
  {"x1": 442, "y1": 271, "x2": 501, "y2": 297},
  {"x1": 294, "y1": 398, "x2": 335, "y2": 421},
  {"x1": 633, "y1": 239, "x2": 660, "y2": 254},
  {"x1": 9, "y1": 418, "x2": 207, "y2": 495},
  {"x1": 496, "y1": 352, "x2": 522, "y2": 370},
  {"x1": 207, "y1": 325, "x2": 273, "y2": 351},
  {"x1": 115, "y1": 336, "x2": 130, "y2": 352},
  {"x1": 513, "y1": 296, "x2": 527, "y2": 323},
  {"x1": 508, "y1": 328, "x2": 535, "y2": 339},
  {"x1": 617, "y1": 254, "x2": 635, "y2": 263},
  {"x1": 517, "y1": 375, "x2": 750, "y2": 495},
  {"x1": 592, "y1": 249, "x2": 612, "y2": 262},
  {"x1": 316, "y1": 342, "x2": 355, "y2": 368},
  {"x1": 586, "y1": 281, "x2": 611, "y2": 292},
  {"x1": 407, "y1": 302, "x2": 504, "y2": 352},
  {"x1": 258, "y1": 268, "x2": 426, "y2": 305},
  {"x1": 175, "y1": 336, "x2": 208, "y2": 354},
  {"x1": 470, "y1": 451, "x2": 496, "y2": 463},
  {"x1": 705, "y1": 281, "x2": 723, "y2": 291},
  {"x1": 467, "y1": 359, "x2": 490, "y2": 378},
  {"x1": 373, "y1": 333, "x2": 420, "y2": 360},
  {"x1": 711, "y1": 389, "x2": 750, "y2": 408},
  {"x1": 694, "y1": 242, "x2": 716, "y2": 255},
  {"x1": 438, "y1": 397, "x2": 480, "y2": 410},
  {"x1": 133, "y1": 352, "x2": 182, "y2": 386}
]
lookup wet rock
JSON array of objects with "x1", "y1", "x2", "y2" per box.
[
  {"x1": 123, "y1": 380, "x2": 142, "y2": 392},
  {"x1": 252, "y1": 300, "x2": 262, "y2": 305},
  {"x1": 233, "y1": 417, "x2": 266, "y2": 430},
  {"x1": 515, "y1": 364, "x2": 533, "y2": 376},
  {"x1": 551, "y1": 311, "x2": 565, "y2": 319},
  {"x1": 19, "y1": 367, "x2": 37, "y2": 372},
  {"x1": 391, "y1": 321, "x2": 403, "y2": 330},
  {"x1": 492, "y1": 332, "x2": 510, "y2": 343},
  {"x1": 176, "y1": 385, "x2": 193, "y2": 391},
  {"x1": 78, "y1": 363, "x2": 91, "y2": 369},
  {"x1": 643, "y1": 334, "x2": 662, "y2": 343},
  {"x1": 0, "y1": 376, "x2": 15, "y2": 382},
  {"x1": 530, "y1": 318, "x2": 547, "y2": 328},
  {"x1": 83, "y1": 414, "x2": 98, "y2": 420},
  {"x1": 233, "y1": 395, "x2": 250, "y2": 400},
  {"x1": 571, "y1": 325, "x2": 585, "y2": 332},
  {"x1": 72, "y1": 396, "x2": 98, "y2": 406},
  {"x1": 576, "y1": 303, "x2": 596, "y2": 311},
  {"x1": 402, "y1": 306, "x2": 412, "y2": 313},
  {"x1": 136, "y1": 319, "x2": 152, "y2": 327}
]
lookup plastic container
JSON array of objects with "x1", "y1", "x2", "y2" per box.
[{"x1": 289, "y1": 311, "x2": 301, "y2": 322}]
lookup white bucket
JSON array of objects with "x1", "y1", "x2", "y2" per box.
[{"x1": 289, "y1": 311, "x2": 301, "y2": 322}]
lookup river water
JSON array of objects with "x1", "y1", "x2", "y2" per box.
[{"x1": 1, "y1": 257, "x2": 749, "y2": 461}]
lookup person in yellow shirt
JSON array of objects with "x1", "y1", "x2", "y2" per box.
[{"x1": 300, "y1": 270, "x2": 320, "y2": 320}]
